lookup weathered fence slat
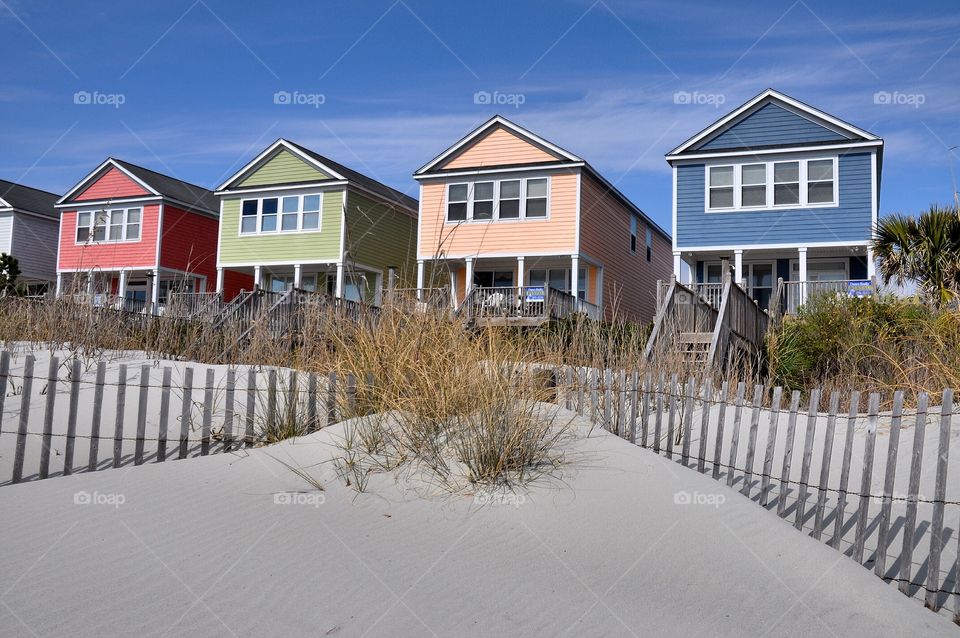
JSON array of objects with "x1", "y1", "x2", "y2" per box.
[
  {"x1": 830, "y1": 391, "x2": 860, "y2": 550},
  {"x1": 812, "y1": 392, "x2": 840, "y2": 540},
  {"x1": 665, "y1": 374, "x2": 678, "y2": 459},
  {"x1": 603, "y1": 369, "x2": 614, "y2": 433},
  {"x1": 874, "y1": 390, "x2": 904, "y2": 577},
  {"x1": 39, "y1": 356, "x2": 59, "y2": 479},
  {"x1": 223, "y1": 369, "x2": 236, "y2": 451},
  {"x1": 112, "y1": 364, "x2": 128, "y2": 469},
  {"x1": 776, "y1": 391, "x2": 802, "y2": 517},
  {"x1": 157, "y1": 367, "x2": 172, "y2": 462},
  {"x1": 853, "y1": 393, "x2": 880, "y2": 564},
  {"x1": 590, "y1": 368, "x2": 599, "y2": 424},
  {"x1": 628, "y1": 371, "x2": 639, "y2": 444},
  {"x1": 201, "y1": 368, "x2": 214, "y2": 456},
  {"x1": 12, "y1": 354, "x2": 36, "y2": 483},
  {"x1": 577, "y1": 367, "x2": 587, "y2": 417},
  {"x1": 924, "y1": 389, "x2": 953, "y2": 611},
  {"x1": 725, "y1": 382, "x2": 746, "y2": 487},
  {"x1": 63, "y1": 359, "x2": 81, "y2": 476},
  {"x1": 898, "y1": 393, "x2": 928, "y2": 595},
  {"x1": 794, "y1": 389, "x2": 821, "y2": 530},
  {"x1": 680, "y1": 377, "x2": 695, "y2": 464},
  {"x1": 87, "y1": 362, "x2": 106, "y2": 472},
  {"x1": 653, "y1": 374, "x2": 665, "y2": 454},
  {"x1": 564, "y1": 367, "x2": 574, "y2": 412},
  {"x1": 307, "y1": 372, "x2": 318, "y2": 433},
  {"x1": 245, "y1": 368, "x2": 256, "y2": 446},
  {"x1": 134, "y1": 365, "x2": 150, "y2": 465},
  {"x1": 327, "y1": 371, "x2": 338, "y2": 426},
  {"x1": 741, "y1": 384, "x2": 764, "y2": 497},
  {"x1": 0, "y1": 352, "x2": 9, "y2": 442},
  {"x1": 759, "y1": 387, "x2": 783, "y2": 507},
  {"x1": 711, "y1": 381, "x2": 730, "y2": 480},
  {"x1": 640, "y1": 373, "x2": 652, "y2": 448},
  {"x1": 696, "y1": 379, "x2": 713, "y2": 474},
  {"x1": 616, "y1": 370, "x2": 627, "y2": 438},
  {"x1": 267, "y1": 369, "x2": 278, "y2": 435},
  {"x1": 178, "y1": 367, "x2": 193, "y2": 460}
]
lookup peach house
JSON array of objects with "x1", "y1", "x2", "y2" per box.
[{"x1": 413, "y1": 115, "x2": 672, "y2": 324}]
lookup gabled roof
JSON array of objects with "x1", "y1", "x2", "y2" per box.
[
  {"x1": 0, "y1": 179, "x2": 59, "y2": 219},
  {"x1": 57, "y1": 158, "x2": 218, "y2": 214},
  {"x1": 666, "y1": 88, "x2": 882, "y2": 159},
  {"x1": 414, "y1": 115, "x2": 583, "y2": 175},
  {"x1": 217, "y1": 139, "x2": 417, "y2": 212}
]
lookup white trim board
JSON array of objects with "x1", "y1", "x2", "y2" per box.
[
  {"x1": 667, "y1": 140, "x2": 882, "y2": 163},
  {"x1": 677, "y1": 240, "x2": 870, "y2": 252},
  {"x1": 413, "y1": 162, "x2": 584, "y2": 181}
]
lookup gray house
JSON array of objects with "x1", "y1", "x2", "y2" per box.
[{"x1": 0, "y1": 179, "x2": 60, "y2": 293}]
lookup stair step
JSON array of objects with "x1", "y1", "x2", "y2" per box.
[{"x1": 677, "y1": 332, "x2": 714, "y2": 345}]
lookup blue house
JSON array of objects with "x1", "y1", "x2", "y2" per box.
[{"x1": 666, "y1": 89, "x2": 882, "y2": 312}]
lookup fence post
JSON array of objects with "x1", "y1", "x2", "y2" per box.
[
  {"x1": 665, "y1": 374, "x2": 678, "y2": 459},
  {"x1": 680, "y1": 377, "x2": 695, "y2": 464},
  {"x1": 711, "y1": 381, "x2": 729, "y2": 480},
  {"x1": 179, "y1": 367, "x2": 194, "y2": 459},
  {"x1": 12, "y1": 354, "x2": 35, "y2": 483},
  {"x1": 245, "y1": 368, "x2": 256, "y2": 446},
  {"x1": 201, "y1": 368, "x2": 214, "y2": 456},
  {"x1": 831, "y1": 391, "x2": 860, "y2": 549},
  {"x1": 640, "y1": 373, "x2": 652, "y2": 447},
  {"x1": 725, "y1": 382, "x2": 746, "y2": 487},
  {"x1": 629, "y1": 371, "x2": 639, "y2": 444},
  {"x1": 741, "y1": 384, "x2": 764, "y2": 497},
  {"x1": 134, "y1": 365, "x2": 150, "y2": 465},
  {"x1": 39, "y1": 356, "x2": 59, "y2": 479},
  {"x1": 759, "y1": 387, "x2": 783, "y2": 507},
  {"x1": 0, "y1": 351, "x2": 9, "y2": 443},
  {"x1": 776, "y1": 391, "x2": 802, "y2": 517},
  {"x1": 853, "y1": 393, "x2": 880, "y2": 564},
  {"x1": 63, "y1": 359, "x2": 81, "y2": 475},
  {"x1": 112, "y1": 364, "x2": 128, "y2": 469},
  {"x1": 87, "y1": 362, "x2": 106, "y2": 472},
  {"x1": 812, "y1": 392, "x2": 840, "y2": 540},
  {"x1": 697, "y1": 378, "x2": 713, "y2": 474},
  {"x1": 899, "y1": 393, "x2": 928, "y2": 594},
  {"x1": 874, "y1": 390, "x2": 904, "y2": 577},
  {"x1": 925, "y1": 388, "x2": 953, "y2": 611},
  {"x1": 157, "y1": 367, "x2": 172, "y2": 462},
  {"x1": 224, "y1": 369, "x2": 236, "y2": 451}
]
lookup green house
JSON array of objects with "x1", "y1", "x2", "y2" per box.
[{"x1": 214, "y1": 139, "x2": 418, "y2": 304}]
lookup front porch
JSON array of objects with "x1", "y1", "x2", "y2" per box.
[
  {"x1": 217, "y1": 262, "x2": 384, "y2": 306},
  {"x1": 675, "y1": 245, "x2": 877, "y2": 315},
  {"x1": 57, "y1": 268, "x2": 209, "y2": 315}
]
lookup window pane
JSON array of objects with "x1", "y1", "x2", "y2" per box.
[
  {"x1": 475, "y1": 182, "x2": 494, "y2": 200},
  {"x1": 447, "y1": 202, "x2": 467, "y2": 221},
  {"x1": 526, "y1": 178, "x2": 547, "y2": 198},
  {"x1": 303, "y1": 195, "x2": 320, "y2": 212},
  {"x1": 281, "y1": 213, "x2": 298, "y2": 231},
  {"x1": 528, "y1": 269, "x2": 546, "y2": 286},
  {"x1": 78, "y1": 212, "x2": 91, "y2": 227},
  {"x1": 709, "y1": 187, "x2": 733, "y2": 208},
  {"x1": 302, "y1": 211, "x2": 319, "y2": 230},
  {"x1": 241, "y1": 217, "x2": 257, "y2": 233},
  {"x1": 710, "y1": 166, "x2": 733, "y2": 187},
  {"x1": 774, "y1": 183, "x2": 799, "y2": 205},
  {"x1": 242, "y1": 200, "x2": 258, "y2": 216},
  {"x1": 262, "y1": 198, "x2": 278, "y2": 215},
  {"x1": 741, "y1": 185, "x2": 766, "y2": 207},
  {"x1": 76, "y1": 226, "x2": 89, "y2": 242},
  {"x1": 127, "y1": 208, "x2": 140, "y2": 223},
  {"x1": 261, "y1": 214, "x2": 277, "y2": 232},
  {"x1": 808, "y1": 160, "x2": 833, "y2": 181},
  {"x1": 474, "y1": 201, "x2": 493, "y2": 220},
  {"x1": 549, "y1": 269, "x2": 568, "y2": 292},
  {"x1": 111, "y1": 210, "x2": 124, "y2": 224},
  {"x1": 449, "y1": 184, "x2": 468, "y2": 202},
  {"x1": 499, "y1": 200, "x2": 520, "y2": 219},
  {"x1": 109, "y1": 224, "x2": 122, "y2": 240},
  {"x1": 807, "y1": 181, "x2": 834, "y2": 204},
  {"x1": 774, "y1": 162, "x2": 799, "y2": 183},
  {"x1": 500, "y1": 180, "x2": 520, "y2": 199},
  {"x1": 93, "y1": 225, "x2": 106, "y2": 241},
  {"x1": 282, "y1": 196, "x2": 299, "y2": 213},
  {"x1": 525, "y1": 197, "x2": 547, "y2": 217},
  {"x1": 126, "y1": 224, "x2": 140, "y2": 240},
  {"x1": 741, "y1": 164, "x2": 766, "y2": 185}
]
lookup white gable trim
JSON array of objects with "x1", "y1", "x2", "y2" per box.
[
  {"x1": 0, "y1": 196, "x2": 9, "y2": 209},
  {"x1": 414, "y1": 115, "x2": 582, "y2": 175},
  {"x1": 57, "y1": 158, "x2": 160, "y2": 204},
  {"x1": 667, "y1": 89, "x2": 880, "y2": 157},
  {"x1": 216, "y1": 139, "x2": 346, "y2": 191}
]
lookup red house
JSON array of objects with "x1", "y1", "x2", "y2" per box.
[{"x1": 55, "y1": 158, "x2": 251, "y2": 311}]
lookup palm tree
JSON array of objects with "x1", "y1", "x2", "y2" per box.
[{"x1": 872, "y1": 205, "x2": 960, "y2": 307}]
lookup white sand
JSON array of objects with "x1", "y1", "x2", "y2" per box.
[{"x1": 0, "y1": 409, "x2": 952, "y2": 637}]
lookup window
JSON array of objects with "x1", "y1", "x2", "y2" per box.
[
  {"x1": 446, "y1": 177, "x2": 550, "y2": 222},
  {"x1": 705, "y1": 157, "x2": 837, "y2": 211},
  {"x1": 527, "y1": 267, "x2": 587, "y2": 299},
  {"x1": 75, "y1": 207, "x2": 142, "y2": 243},
  {"x1": 646, "y1": 227, "x2": 653, "y2": 262},
  {"x1": 708, "y1": 166, "x2": 734, "y2": 209},
  {"x1": 630, "y1": 217, "x2": 638, "y2": 253},
  {"x1": 240, "y1": 193, "x2": 323, "y2": 234}
]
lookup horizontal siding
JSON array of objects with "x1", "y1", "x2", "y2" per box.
[
  {"x1": 10, "y1": 213, "x2": 58, "y2": 282},
  {"x1": 58, "y1": 204, "x2": 160, "y2": 270},
  {"x1": 217, "y1": 190, "x2": 343, "y2": 265},
  {"x1": 74, "y1": 166, "x2": 150, "y2": 201},
  {"x1": 0, "y1": 214, "x2": 11, "y2": 254},
  {"x1": 676, "y1": 152, "x2": 873, "y2": 248},
  {"x1": 418, "y1": 170, "x2": 578, "y2": 258},
  {"x1": 238, "y1": 149, "x2": 330, "y2": 187},
  {"x1": 159, "y1": 206, "x2": 219, "y2": 282},
  {"x1": 441, "y1": 126, "x2": 557, "y2": 170},
  {"x1": 579, "y1": 173, "x2": 672, "y2": 323},
  {"x1": 345, "y1": 191, "x2": 418, "y2": 288},
  {"x1": 696, "y1": 103, "x2": 850, "y2": 151}
]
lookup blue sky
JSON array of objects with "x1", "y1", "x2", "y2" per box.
[{"x1": 1, "y1": 0, "x2": 958, "y2": 233}]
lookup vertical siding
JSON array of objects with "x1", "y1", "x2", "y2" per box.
[
  {"x1": 237, "y1": 149, "x2": 330, "y2": 187},
  {"x1": 578, "y1": 173, "x2": 672, "y2": 323},
  {"x1": 345, "y1": 190, "x2": 418, "y2": 290},
  {"x1": 695, "y1": 103, "x2": 851, "y2": 150},
  {"x1": 441, "y1": 126, "x2": 558, "y2": 170},
  {"x1": 57, "y1": 205, "x2": 160, "y2": 270},
  {"x1": 675, "y1": 152, "x2": 874, "y2": 248},
  {"x1": 10, "y1": 213, "x2": 58, "y2": 282},
  {"x1": 417, "y1": 170, "x2": 578, "y2": 259},
  {"x1": 73, "y1": 166, "x2": 150, "y2": 201}
]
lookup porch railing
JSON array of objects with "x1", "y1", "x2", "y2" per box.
[
  {"x1": 465, "y1": 286, "x2": 600, "y2": 322},
  {"x1": 383, "y1": 287, "x2": 451, "y2": 311},
  {"x1": 776, "y1": 278, "x2": 877, "y2": 316},
  {"x1": 166, "y1": 292, "x2": 224, "y2": 318}
]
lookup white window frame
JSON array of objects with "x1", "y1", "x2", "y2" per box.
[
  {"x1": 445, "y1": 175, "x2": 552, "y2": 223},
  {"x1": 75, "y1": 206, "x2": 142, "y2": 244},
  {"x1": 704, "y1": 156, "x2": 838, "y2": 212},
  {"x1": 238, "y1": 192, "x2": 324, "y2": 236}
]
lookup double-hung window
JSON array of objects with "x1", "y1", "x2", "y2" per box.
[
  {"x1": 645, "y1": 227, "x2": 653, "y2": 262},
  {"x1": 498, "y1": 180, "x2": 520, "y2": 219},
  {"x1": 76, "y1": 207, "x2": 142, "y2": 243},
  {"x1": 525, "y1": 178, "x2": 548, "y2": 217},
  {"x1": 773, "y1": 161, "x2": 800, "y2": 206},
  {"x1": 740, "y1": 164, "x2": 767, "y2": 208},
  {"x1": 630, "y1": 217, "x2": 638, "y2": 253},
  {"x1": 806, "y1": 159, "x2": 835, "y2": 204},
  {"x1": 473, "y1": 182, "x2": 494, "y2": 220},
  {"x1": 446, "y1": 177, "x2": 550, "y2": 222},
  {"x1": 240, "y1": 193, "x2": 323, "y2": 234},
  {"x1": 708, "y1": 166, "x2": 734, "y2": 209},
  {"x1": 706, "y1": 157, "x2": 837, "y2": 211}
]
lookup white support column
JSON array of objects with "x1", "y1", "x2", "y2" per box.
[
  {"x1": 55, "y1": 272, "x2": 62, "y2": 297},
  {"x1": 570, "y1": 254, "x2": 580, "y2": 299},
  {"x1": 215, "y1": 267, "x2": 224, "y2": 294},
  {"x1": 465, "y1": 257, "x2": 474, "y2": 295},
  {"x1": 253, "y1": 265, "x2": 262, "y2": 289},
  {"x1": 416, "y1": 259, "x2": 425, "y2": 301},
  {"x1": 448, "y1": 265, "x2": 458, "y2": 308},
  {"x1": 117, "y1": 270, "x2": 128, "y2": 309},
  {"x1": 516, "y1": 256, "x2": 525, "y2": 309},
  {"x1": 335, "y1": 262, "x2": 345, "y2": 298},
  {"x1": 293, "y1": 264, "x2": 302, "y2": 290},
  {"x1": 798, "y1": 247, "x2": 808, "y2": 306},
  {"x1": 866, "y1": 246, "x2": 876, "y2": 279},
  {"x1": 733, "y1": 249, "x2": 744, "y2": 288},
  {"x1": 673, "y1": 251, "x2": 682, "y2": 280},
  {"x1": 150, "y1": 269, "x2": 161, "y2": 314}
]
